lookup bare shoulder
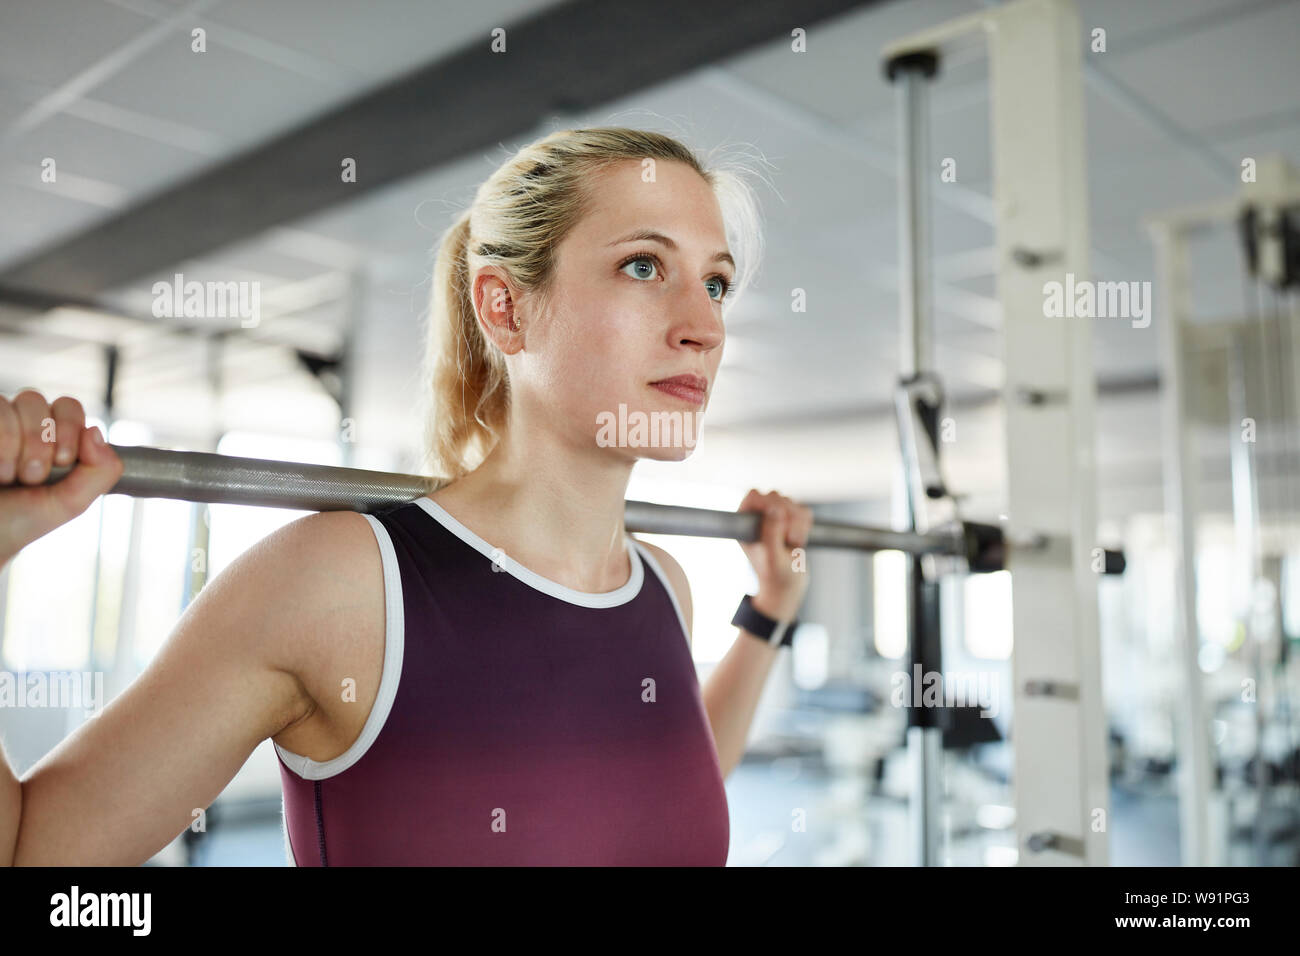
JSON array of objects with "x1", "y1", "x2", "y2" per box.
[
  {"x1": 228, "y1": 509, "x2": 383, "y2": 664},
  {"x1": 633, "y1": 538, "x2": 693, "y2": 646},
  {"x1": 225, "y1": 509, "x2": 387, "y2": 756},
  {"x1": 11, "y1": 509, "x2": 386, "y2": 864}
]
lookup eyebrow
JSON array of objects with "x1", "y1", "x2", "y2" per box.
[{"x1": 607, "y1": 229, "x2": 735, "y2": 270}]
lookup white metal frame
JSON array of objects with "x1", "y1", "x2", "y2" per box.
[
  {"x1": 1144, "y1": 154, "x2": 1300, "y2": 866},
  {"x1": 884, "y1": 0, "x2": 1107, "y2": 866}
]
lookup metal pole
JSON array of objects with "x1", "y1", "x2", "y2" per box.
[
  {"x1": 84, "y1": 344, "x2": 118, "y2": 675},
  {"x1": 886, "y1": 47, "x2": 942, "y2": 868},
  {"x1": 1227, "y1": 326, "x2": 1267, "y2": 865},
  {"x1": 338, "y1": 270, "x2": 364, "y2": 468},
  {"x1": 895, "y1": 64, "x2": 934, "y2": 378},
  {"x1": 1152, "y1": 224, "x2": 1213, "y2": 866}
]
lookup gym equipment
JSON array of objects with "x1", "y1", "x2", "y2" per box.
[
  {"x1": 883, "y1": 0, "x2": 1108, "y2": 866},
  {"x1": 35, "y1": 443, "x2": 1125, "y2": 574},
  {"x1": 1146, "y1": 154, "x2": 1300, "y2": 866}
]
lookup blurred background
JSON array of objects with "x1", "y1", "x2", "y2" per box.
[{"x1": 0, "y1": 0, "x2": 1297, "y2": 866}]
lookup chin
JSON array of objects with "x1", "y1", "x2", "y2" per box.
[
  {"x1": 592, "y1": 399, "x2": 706, "y2": 459},
  {"x1": 639, "y1": 442, "x2": 697, "y2": 463}
]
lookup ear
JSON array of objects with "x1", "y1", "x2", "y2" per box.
[{"x1": 472, "y1": 267, "x2": 524, "y2": 354}]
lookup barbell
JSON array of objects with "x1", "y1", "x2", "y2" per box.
[{"x1": 39, "y1": 444, "x2": 1124, "y2": 575}]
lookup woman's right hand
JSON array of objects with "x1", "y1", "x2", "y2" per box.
[{"x1": 0, "y1": 389, "x2": 123, "y2": 566}]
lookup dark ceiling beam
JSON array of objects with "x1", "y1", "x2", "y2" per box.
[{"x1": 1, "y1": 0, "x2": 883, "y2": 304}]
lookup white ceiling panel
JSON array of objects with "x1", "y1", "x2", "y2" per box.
[
  {"x1": 90, "y1": 37, "x2": 347, "y2": 151},
  {"x1": 723, "y1": 0, "x2": 982, "y2": 127},
  {"x1": 0, "y1": 0, "x2": 151, "y2": 89},
  {"x1": 207, "y1": 0, "x2": 550, "y2": 84},
  {"x1": 1077, "y1": 0, "x2": 1278, "y2": 46},
  {"x1": 1096, "y1": 0, "x2": 1300, "y2": 135}
]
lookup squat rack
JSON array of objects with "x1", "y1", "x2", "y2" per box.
[{"x1": 882, "y1": 0, "x2": 1108, "y2": 866}]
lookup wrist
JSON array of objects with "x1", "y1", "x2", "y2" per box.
[
  {"x1": 733, "y1": 593, "x2": 799, "y2": 648},
  {"x1": 752, "y1": 591, "x2": 798, "y2": 622}
]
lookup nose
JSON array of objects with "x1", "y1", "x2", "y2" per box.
[{"x1": 669, "y1": 284, "x2": 725, "y2": 353}]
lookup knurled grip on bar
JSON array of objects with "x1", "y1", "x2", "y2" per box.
[{"x1": 47, "y1": 444, "x2": 436, "y2": 513}]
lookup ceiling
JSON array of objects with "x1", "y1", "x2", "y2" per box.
[{"x1": 1, "y1": 0, "x2": 1297, "y2": 524}]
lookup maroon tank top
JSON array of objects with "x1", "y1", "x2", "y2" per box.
[{"x1": 275, "y1": 496, "x2": 730, "y2": 865}]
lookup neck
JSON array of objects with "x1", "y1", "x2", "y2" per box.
[{"x1": 434, "y1": 417, "x2": 635, "y2": 592}]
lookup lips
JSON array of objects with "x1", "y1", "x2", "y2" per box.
[{"x1": 650, "y1": 374, "x2": 707, "y2": 407}]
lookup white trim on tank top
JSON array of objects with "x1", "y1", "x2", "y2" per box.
[
  {"x1": 274, "y1": 513, "x2": 406, "y2": 787},
  {"x1": 414, "y1": 496, "x2": 645, "y2": 609},
  {"x1": 626, "y1": 538, "x2": 692, "y2": 651}
]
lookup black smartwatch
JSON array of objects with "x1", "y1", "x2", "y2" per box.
[{"x1": 732, "y1": 593, "x2": 798, "y2": 647}]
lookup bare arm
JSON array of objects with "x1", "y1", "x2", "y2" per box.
[
  {"x1": 6, "y1": 509, "x2": 377, "y2": 866},
  {"x1": 701, "y1": 626, "x2": 783, "y2": 780}
]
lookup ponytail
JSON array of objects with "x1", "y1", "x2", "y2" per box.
[{"x1": 422, "y1": 212, "x2": 509, "y2": 482}]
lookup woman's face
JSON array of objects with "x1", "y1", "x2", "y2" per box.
[{"x1": 504, "y1": 158, "x2": 732, "y2": 462}]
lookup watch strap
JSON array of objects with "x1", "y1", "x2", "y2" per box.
[{"x1": 732, "y1": 593, "x2": 798, "y2": 647}]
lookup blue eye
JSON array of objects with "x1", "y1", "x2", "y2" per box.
[
  {"x1": 621, "y1": 256, "x2": 658, "y2": 281},
  {"x1": 619, "y1": 252, "x2": 734, "y2": 302}
]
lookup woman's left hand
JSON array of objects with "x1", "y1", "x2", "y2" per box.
[{"x1": 736, "y1": 489, "x2": 813, "y2": 621}]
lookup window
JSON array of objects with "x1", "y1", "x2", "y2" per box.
[
  {"x1": 873, "y1": 550, "x2": 906, "y2": 659},
  {"x1": 625, "y1": 472, "x2": 752, "y2": 664},
  {"x1": 2, "y1": 496, "x2": 103, "y2": 672},
  {"x1": 1, "y1": 417, "x2": 137, "y2": 672},
  {"x1": 963, "y1": 570, "x2": 1013, "y2": 661},
  {"x1": 206, "y1": 432, "x2": 344, "y2": 582}
]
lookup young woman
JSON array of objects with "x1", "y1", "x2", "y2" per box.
[{"x1": 0, "y1": 127, "x2": 813, "y2": 866}]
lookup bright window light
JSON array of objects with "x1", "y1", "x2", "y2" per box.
[
  {"x1": 1284, "y1": 552, "x2": 1300, "y2": 640},
  {"x1": 207, "y1": 432, "x2": 344, "y2": 581},
  {"x1": 1143, "y1": 547, "x2": 1176, "y2": 650},
  {"x1": 97, "y1": 422, "x2": 194, "y2": 670},
  {"x1": 624, "y1": 474, "x2": 752, "y2": 664},
  {"x1": 129, "y1": 497, "x2": 195, "y2": 670},
  {"x1": 0, "y1": 417, "x2": 147, "y2": 672},
  {"x1": 2, "y1": 498, "x2": 102, "y2": 671},
  {"x1": 791, "y1": 621, "x2": 829, "y2": 689},
  {"x1": 90, "y1": 490, "x2": 135, "y2": 670},
  {"x1": 984, "y1": 845, "x2": 1018, "y2": 867},
  {"x1": 873, "y1": 550, "x2": 906, "y2": 659},
  {"x1": 964, "y1": 570, "x2": 1013, "y2": 660},
  {"x1": 108, "y1": 419, "x2": 153, "y2": 447},
  {"x1": 1195, "y1": 548, "x2": 1236, "y2": 647}
]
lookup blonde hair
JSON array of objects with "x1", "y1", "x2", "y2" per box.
[{"x1": 420, "y1": 126, "x2": 766, "y2": 483}]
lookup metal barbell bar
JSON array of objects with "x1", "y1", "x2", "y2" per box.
[{"x1": 39, "y1": 445, "x2": 1124, "y2": 574}]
